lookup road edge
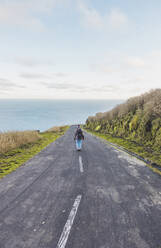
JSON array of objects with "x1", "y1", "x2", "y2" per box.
[{"x1": 84, "y1": 129, "x2": 161, "y2": 177}]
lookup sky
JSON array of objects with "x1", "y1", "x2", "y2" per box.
[{"x1": 0, "y1": 0, "x2": 161, "y2": 99}]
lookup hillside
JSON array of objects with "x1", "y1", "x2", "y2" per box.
[{"x1": 85, "y1": 89, "x2": 161, "y2": 166}]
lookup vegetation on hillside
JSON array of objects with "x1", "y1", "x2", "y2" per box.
[
  {"x1": 0, "y1": 126, "x2": 69, "y2": 179},
  {"x1": 85, "y1": 89, "x2": 161, "y2": 166}
]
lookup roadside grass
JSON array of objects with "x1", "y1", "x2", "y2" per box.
[
  {"x1": 0, "y1": 126, "x2": 69, "y2": 179},
  {"x1": 84, "y1": 128, "x2": 161, "y2": 168},
  {"x1": 0, "y1": 130, "x2": 40, "y2": 154},
  {"x1": 47, "y1": 125, "x2": 68, "y2": 132}
]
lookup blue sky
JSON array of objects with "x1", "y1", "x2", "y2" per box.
[{"x1": 0, "y1": 0, "x2": 161, "y2": 99}]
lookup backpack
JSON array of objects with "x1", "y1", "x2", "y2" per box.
[{"x1": 77, "y1": 129, "x2": 83, "y2": 139}]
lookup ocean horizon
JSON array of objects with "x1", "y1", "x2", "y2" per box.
[{"x1": 0, "y1": 99, "x2": 123, "y2": 132}]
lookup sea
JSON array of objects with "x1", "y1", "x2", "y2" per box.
[{"x1": 0, "y1": 99, "x2": 123, "y2": 132}]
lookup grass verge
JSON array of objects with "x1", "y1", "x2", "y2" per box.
[
  {"x1": 0, "y1": 126, "x2": 69, "y2": 179},
  {"x1": 84, "y1": 128, "x2": 161, "y2": 173}
]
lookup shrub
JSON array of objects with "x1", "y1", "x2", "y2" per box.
[
  {"x1": 85, "y1": 89, "x2": 161, "y2": 149},
  {"x1": 95, "y1": 125, "x2": 101, "y2": 131}
]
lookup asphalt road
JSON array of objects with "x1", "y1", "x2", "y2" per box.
[{"x1": 0, "y1": 126, "x2": 161, "y2": 248}]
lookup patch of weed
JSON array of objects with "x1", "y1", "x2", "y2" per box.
[
  {"x1": 85, "y1": 128, "x2": 161, "y2": 167},
  {"x1": 0, "y1": 127, "x2": 69, "y2": 179}
]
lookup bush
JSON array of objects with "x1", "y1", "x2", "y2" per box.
[{"x1": 85, "y1": 89, "x2": 161, "y2": 150}]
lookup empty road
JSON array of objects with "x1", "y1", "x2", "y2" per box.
[{"x1": 0, "y1": 126, "x2": 161, "y2": 248}]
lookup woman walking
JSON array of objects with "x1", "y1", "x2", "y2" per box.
[{"x1": 74, "y1": 125, "x2": 84, "y2": 151}]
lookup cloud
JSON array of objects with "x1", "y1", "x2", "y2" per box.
[
  {"x1": 42, "y1": 81, "x2": 87, "y2": 90},
  {"x1": 15, "y1": 57, "x2": 54, "y2": 67},
  {"x1": 123, "y1": 76, "x2": 146, "y2": 85},
  {"x1": 53, "y1": 72, "x2": 68, "y2": 77},
  {"x1": 0, "y1": 78, "x2": 15, "y2": 89},
  {"x1": 126, "y1": 57, "x2": 145, "y2": 67},
  {"x1": 91, "y1": 85, "x2": 117, "y2": 92},
  {"x1": 42, "y1": 81, "x2": 69, "y2": 89},
  {"x1": 0, "y1": 78, "x2": 25, "y2": 90},
  {"x1": 20, "y1": 72, "x2": 68, "y2": 80},
  {"x1": 0, "y1": 1, "x2": 43, "y2": 30},
  {"x1": 91, "y1": 55, "x2": 146, "y2": 75},
  {"x1": 91, "y1": 64, "x2": 116, "y2": 73},
  {"x1": 78, "y1": 3, "x2": 128, "y2": 31},
  {"x1": 78, "y1": 3, "x2": 104, "y2": 29},
  {"x1": 0, "y1": 0, "x2": 67, "y2": 30},
  {"x1": 20, "y1": 73, "x2": 50, "y2": 79},
  {"x1": 108, "y1": 9, "x2": 128, "y2": 30},
  {"x1": 42, "y1": 81, "x2": 98, "y2": 93},
  {"x1": 42, "y1": 81, "x2": 117, "y2": 94}
]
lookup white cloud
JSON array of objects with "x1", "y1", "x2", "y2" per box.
[
  {"x1": 15, "y1": 57, "x2": 54, "y2": 67},
  {"x1": 42, "y1": 80, "x2": 118, "y2": 94},
  {"x1": 53, "y1": 72, "x2": 68, "y2": 77},
  {"x1": 0, "y1": 0, "x2": 67, "y2": 30},
  {"x1": 42, "y1": 81, "x2": 89, "y2": 91},
  {"x1": 91, "y1": 64, "x2": 117, "y2": 73},
  {"x1": 126, "y1": 57, "x2": 145, "y2": 67},
  {"x1": 0, "y1": 78, "x2": 25, "y2": 90},
  {"x1": 108, "y1": 9, "x2": 128, "y2": 30},
  {"x1": 0, "y1": 78, "x2": 16, "y2": 89},
  {"x1": 20, "y1": 73, "x2": 50, "y2": 79},
  {"x1": 78, "y1": 3, "x2": 128, "y2": 31},
  {"x1": 0, "y1": 1, "x2": 43, "y2": 30},
  {"x1": 78, "y1": 3, "x2": 104, "y2": 29}
]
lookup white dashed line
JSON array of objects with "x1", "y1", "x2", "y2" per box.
[
  {"x1": 79, "y1": 156, "x2": 84, "y2": 173},
  {"x1": 56, "y1": 195, "x2": 82, "y2": 248}
]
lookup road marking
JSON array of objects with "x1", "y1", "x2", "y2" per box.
[
  {"x1": 56, "y1": 195, "x2": 82, "y2": 248},
  {"x1": 79, "y1": 156, "x2": 84, "y2": 173}
]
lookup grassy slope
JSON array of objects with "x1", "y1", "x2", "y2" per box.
[
  {"x1": 85, "y1": 89, "x2": 161, "y2": 168},
  {"x1": 84, "y1": 128, "x2": 161, "y2": 168},
  {"x1": 0, "y1": 126, "x2": 69, "y2": 179},
  {"x1": 84, "y1": 128, "x2": 161, "y2": 176}
]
